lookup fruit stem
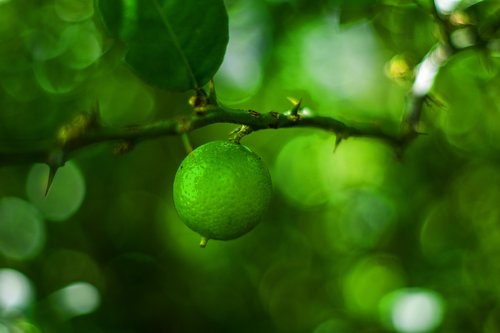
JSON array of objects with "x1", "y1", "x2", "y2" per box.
[
  {"x1": 181, "y1": 133, "x2": 193, "y2": 154},
  {"x1": 200, "y1": 237, "x2": 209, "y2": 248},
  {"x1": 229, "y1": 125, "x2": 253, "y2": 144}
]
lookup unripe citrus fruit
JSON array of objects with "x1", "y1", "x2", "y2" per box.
[{"x1": 173, "y1": 140, "x2": 272, "y2": 247}]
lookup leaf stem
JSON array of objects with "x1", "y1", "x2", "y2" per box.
[{"x1": 181, "y1": 133, "x2": 193, "y2": 154}]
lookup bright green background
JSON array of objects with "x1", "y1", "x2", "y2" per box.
[{"x1": 1, "y1": 0, "x2": 500, "y2": 332}]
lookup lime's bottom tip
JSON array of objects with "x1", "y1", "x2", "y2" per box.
[{"x1": 200, "y1": 236, "x2": 209, "y2": 248}]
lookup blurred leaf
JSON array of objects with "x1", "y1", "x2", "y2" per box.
[
  {"x1": 338, "y1": 1, "x2": 381, "y2": 26},
  {"x1": 337, "y1": 0, "x2": 417, "y2": 27},
  {"x1": 466, "y1": 0, "x2": 500, "y2": 40},
  {"x1": 96, "y1": 0, "x2": 229, "y2": 91}
]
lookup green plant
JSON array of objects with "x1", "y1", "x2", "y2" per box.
[
  {"x1": 173, "y1": 140, "x2": 272, "y2": 247},
  {"x1": 1, "y1": 0, "x2": 500, "y2": 332}
]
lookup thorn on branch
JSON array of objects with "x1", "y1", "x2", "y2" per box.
[
  {"x1": 290, "y1": 97, "x2": 302, "y2": 115},
  {"x1": 334, "y1": 135, "x2": 343, "y2": 152},
  {"x1": 334, "y1": 131, "x2": 350, "y2": 152},
  {"x1": 287, "y1": 97, "x2": 303, "y2": 122},
  {"x1": 45, "y1": 166, "x2": 57, "y2": 196},
  {"x1": 45, "y1": 149, "x2": 64, "y2": 196}
]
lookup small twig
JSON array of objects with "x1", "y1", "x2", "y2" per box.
[
  {"x1": 397, "y1": 0, "x2": 462, "y2": 144},
  {"x1": 429, "y1": 0, "x2": 455, "y2": 49}
]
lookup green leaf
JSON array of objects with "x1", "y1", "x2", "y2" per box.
[
  {"x1": 96, "y1": 0, "x2": 229, "y2": 91},
  {"x1": 339, "y1": 5, "x2": 377, "y2": 27},
  {"x1": 337, "y1": 0, "x2": 382, "y2": 27}
]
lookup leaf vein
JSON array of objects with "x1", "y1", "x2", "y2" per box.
[{"x1": 152, "y1": 0, "x2": 199, "y2": 89}]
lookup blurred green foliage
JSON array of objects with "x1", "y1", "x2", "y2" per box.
[{"x1": 1, "y1": 0, "x2": 500, "y2": 332}]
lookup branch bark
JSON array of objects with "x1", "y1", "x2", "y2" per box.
[{"x1": 0, "y1": 105, "x2": 402, "y2": 166}]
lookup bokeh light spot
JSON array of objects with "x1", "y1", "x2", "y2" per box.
[
  {"x1": 93, "y1": 68, "x2": 155, "y2": 127},
  {"x1": 26, "y1": 162, "x2": 86, "y2": 222},
  {"x1": 337, "y1": 189, "x2": 396, "y2": 249},
  {"x1": 0, "y1": 197, "x2": 45, "y2": 260},
  {"x1": 50, "y1": 282, "x2": 100, "y2": 318},
  {"x1": 60, "y1": 22, "x2": 102, "y2": 69},
  {"x1": 278, "y1": 18, "x2": 394, "y2": 119},
  {"x1": 327, "y1": 139, "x2": 393, "y2": 196},
  {"x1": 215, "y1": 1, "x2": 268, "y2": 103},
  {"x1": 435, "y1": 0, "x2": 461, "y2": 14},
  {"x1": 343, "y1": 256, "x2": 405, "y2": 317},
  {"x1": 0, "y1": 269, "x2": 33, "y2": 314},
  {"x1": 26, "y1": 30, "x2": 69, "y2": 62},
  {"x1": 300, "y1": 23, "x2": 379, "y2": 99},
  {"x1": 55, "y1": 0, "x2": 94, "y2": 22},
  {"x1": 274, "y1": 135, "x2": 393, "y2": 207},
  {"x1": 273, "y1": 134, "x2": 336, "y2": 207},
  {"x1": 33, "y1": 58, "x2": 83, "y2": 94},
  {"x1": 380, "y1": 288, "x2": 445, "y2": 333}
]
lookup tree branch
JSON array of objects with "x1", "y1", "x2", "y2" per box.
[
  {"x1": 0, "y1": 2, "x2": 485, "y2": 167},
  {"x1": 402, "y1": 0, "x2": 480, "y2": 138},
  {"x1": 403, "y1": 43, "x2": 452, "y2": 134},
  {"x1": 0, "y1": 46, "x2": 479, "y2": 167},
  {"x1": 0, "y1": 105, "x2": 402, "y2": 166}
]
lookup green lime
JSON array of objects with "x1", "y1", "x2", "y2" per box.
[{"x1": 173, "y1": 140, "x2": 272, "y2": 247}]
